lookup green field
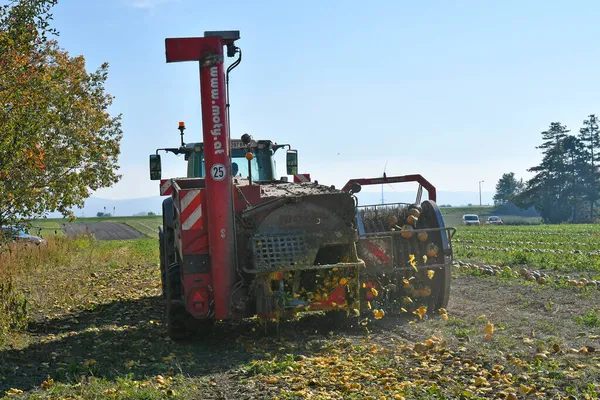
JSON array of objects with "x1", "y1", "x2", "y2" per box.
[
  {"x1": 453, "y1": 223, "x2": 600, "y2": 275},
  {"x1": 439, "y1": 206, "x2": 542, "y2": 227}
]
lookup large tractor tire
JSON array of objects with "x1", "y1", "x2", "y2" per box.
[
  {"x1": 160, "y1": 198, "x2": 177, "y2": 299},
  {"x1": 159, "y1": 227, "x2": 166, "y2": 299},
  {"x1": 166, "y1": 263, "x2": 195, "y2": 340},
  {"x1": 159, "y1": 226, "x2": 176, "y2": 300}
]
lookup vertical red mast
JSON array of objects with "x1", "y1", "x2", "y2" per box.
[{"x1": 165, "y1": 32, "x2": 239, "y2": 319}]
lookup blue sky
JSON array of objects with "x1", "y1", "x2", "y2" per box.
[{"x1": 49, "y1": 0, "x2": 600, "y2": 202}]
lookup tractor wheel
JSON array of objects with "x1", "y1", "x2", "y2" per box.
[
  {"x1": 161, "y1": 226, "x2": 176, "y2": 300},
  {"x1": 166, "y1": 263, "x2": 195, "y2": 340},
  {"x1": 159, "y1": 228, "x2": 166, "y2": 299},
  {"x1": 418, "y1": 200, "x2": 451, "y2": 312},
  {"x1": 324, "y1": 309, "x2": 355, "y2": 329}
]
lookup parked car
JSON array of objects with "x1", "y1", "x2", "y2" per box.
[
  {"x1": 487, "y1": 216, "x2": 504, "y2": 225},
  {"x1": 1, "y1": 226, "x2": 47, "y2": 245},
  {"x1": 462, "y1": 214, "x2": 480, "y2": 225}
]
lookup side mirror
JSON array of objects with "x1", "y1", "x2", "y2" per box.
[
  {"x1": 286, "y1": 150, "x2": 298, "y2": 175},
  {"x1": 149, "y1": 154, "x2": 162, "y2": 180}
]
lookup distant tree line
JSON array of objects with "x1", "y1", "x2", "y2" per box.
[{"x1": 494, "y1": 115, "x2": 600, "y2": 223}]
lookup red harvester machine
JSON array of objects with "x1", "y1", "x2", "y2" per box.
[{"x1": 149, "y1": 31, "x2": 456, "y2": 339}]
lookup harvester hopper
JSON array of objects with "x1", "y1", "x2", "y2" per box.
[{"x1": 343, "y1": 174, "x2": 456, "y2": 317}]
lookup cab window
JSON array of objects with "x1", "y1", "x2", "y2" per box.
[{"x1": 188, "y1": 147, "x2": 276, "y2": 181}]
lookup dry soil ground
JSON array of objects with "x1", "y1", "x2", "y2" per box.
[{"x1": 2, "y1": 271, "x2": 599, "y2": 398}]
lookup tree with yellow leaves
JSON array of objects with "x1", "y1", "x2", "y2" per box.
[{"x1": 0, "y1": 0, "x2": 122, "y2": 228}]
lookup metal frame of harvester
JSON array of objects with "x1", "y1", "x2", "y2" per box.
[{"x1": 149, "y1": 30, "x2": 455, "y2": 339}]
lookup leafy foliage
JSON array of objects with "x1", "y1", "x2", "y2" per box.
[
  {"x1": 0, "y1": 0, "x2": 122, "y2": 228},
  {"x1": 493, "y1": 172, "x2": 523, "y2": 206},
  {"x1": 578, "y1": 115, "x2": 600, "y2": 218},
  {"x1": 515, "y1": 120, "x2": 599, "y2": 223}
]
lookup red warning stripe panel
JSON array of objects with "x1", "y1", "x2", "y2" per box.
[
  {"x1": 293, "y1": 173, "x2": 311, "y2": 183},
  {"x1": 362, "y1": 239, "x2": 393, "y2": 265},
  {"x1": 160, "y1": 179, "x2": 172, "y2": 196},
  {"x1": 180, "y1": 190, "x2": 203, "y2": 231}
]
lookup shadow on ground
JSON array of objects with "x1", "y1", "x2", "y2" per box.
[{"x1": 1, "y1": 295, "x2": 407, "y2": 393}]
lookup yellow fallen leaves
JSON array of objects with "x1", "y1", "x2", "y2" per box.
[
  {"x1": 484, "y1": 322, "x2": 494, "y2": 341},
  {"x1": 519, "y1": 383, "x2": 534, "y2": 394},
  {"x1": 408, "y1": 254, "x2": 417, "y2": 271},
  {"x1": 263, "y1": 376, "x2": 279, "y2": 384},
  {"x1": 370, "y1": 287, "x2": 379, "y2": 297},
  {"x1": 373, "y1": 309, "x2": 385, "y2": 319},
  {"x1": 474, "y1": 376, "x2": 488, "y2": 387},
  {"x1": 413, "y1": 306, "x2": 427, "y2": 320},
  {"x1": 427, "y1": 270, "x2": 435, "y2": 279},
  {"x1": 40, "y1": 378, "x2": 54, "y2": 390},
  {"x1": 245, "y1": 332, "x2": 592, "y2": 399},
  {"x1": 439, "y1": 308, "x2": 449, "y2": 320}
]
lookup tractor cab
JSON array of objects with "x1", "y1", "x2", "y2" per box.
[
  {"x1": 148, "y1": 124, "x2": 299, "y2": 183},
  {"x1": 184, "y1": 139, "x2": 289, "y2": 181}
]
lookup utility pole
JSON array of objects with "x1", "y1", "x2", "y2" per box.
[{"x1": 479, "y1": 180, "x2": 484, "y2": 206}]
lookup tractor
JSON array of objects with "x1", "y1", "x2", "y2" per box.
[{"x1": 149, "y1": 30, "x2": 455, "y2": 339}]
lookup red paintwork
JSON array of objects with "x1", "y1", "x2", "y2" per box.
[
  {"x1": 198, "y1": 41, "x2": 235, "y2": 320},
  {"x1": 293, "y1": 173, "x2": 311, "y2": 183},
  {"x1": 309, "y1": 285, "x2": 347, "y2": 310},
  {"x1": 362, "y1": 239, "x2": 393, "y2": 265},
  {"x1": 342, "y1": 174, "x2": 437, "y2": 202},
  {"x1": 166, "y1": 37, "x2": 236, "y2": 320},
  {"x1": 165, "y1": 37, "x2": 223, "y2": 63}
]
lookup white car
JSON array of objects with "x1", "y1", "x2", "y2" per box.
[{"x1": 462, "y1": 214, "x2": 480, "y2": 226}]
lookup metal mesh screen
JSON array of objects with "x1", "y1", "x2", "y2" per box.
[{"x1": 251, "y1": 233, "x2": 309, "y2": 271}]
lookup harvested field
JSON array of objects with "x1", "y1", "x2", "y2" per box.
[
  {"x1": 62, "y1": 222, "x2": 147, "y2": 240},
  {"x1": 2, "y1": 224, "x2": 600, "y2": 398}
]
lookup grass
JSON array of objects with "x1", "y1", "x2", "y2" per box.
[
  {"x1": 0, "y1": 235, "x2": 159, "y2": 346},
  {"x1": 574, "y1": 310, "x2": 600, "y2": 327}
]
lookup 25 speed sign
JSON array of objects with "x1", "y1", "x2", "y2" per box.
[{"x1": 210, "y1": 163, "x2": 226, "y2": 181}]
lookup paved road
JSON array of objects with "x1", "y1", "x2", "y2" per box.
[{"x1": 63, "y1": 222, "x2": 146, "y2": 240}]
